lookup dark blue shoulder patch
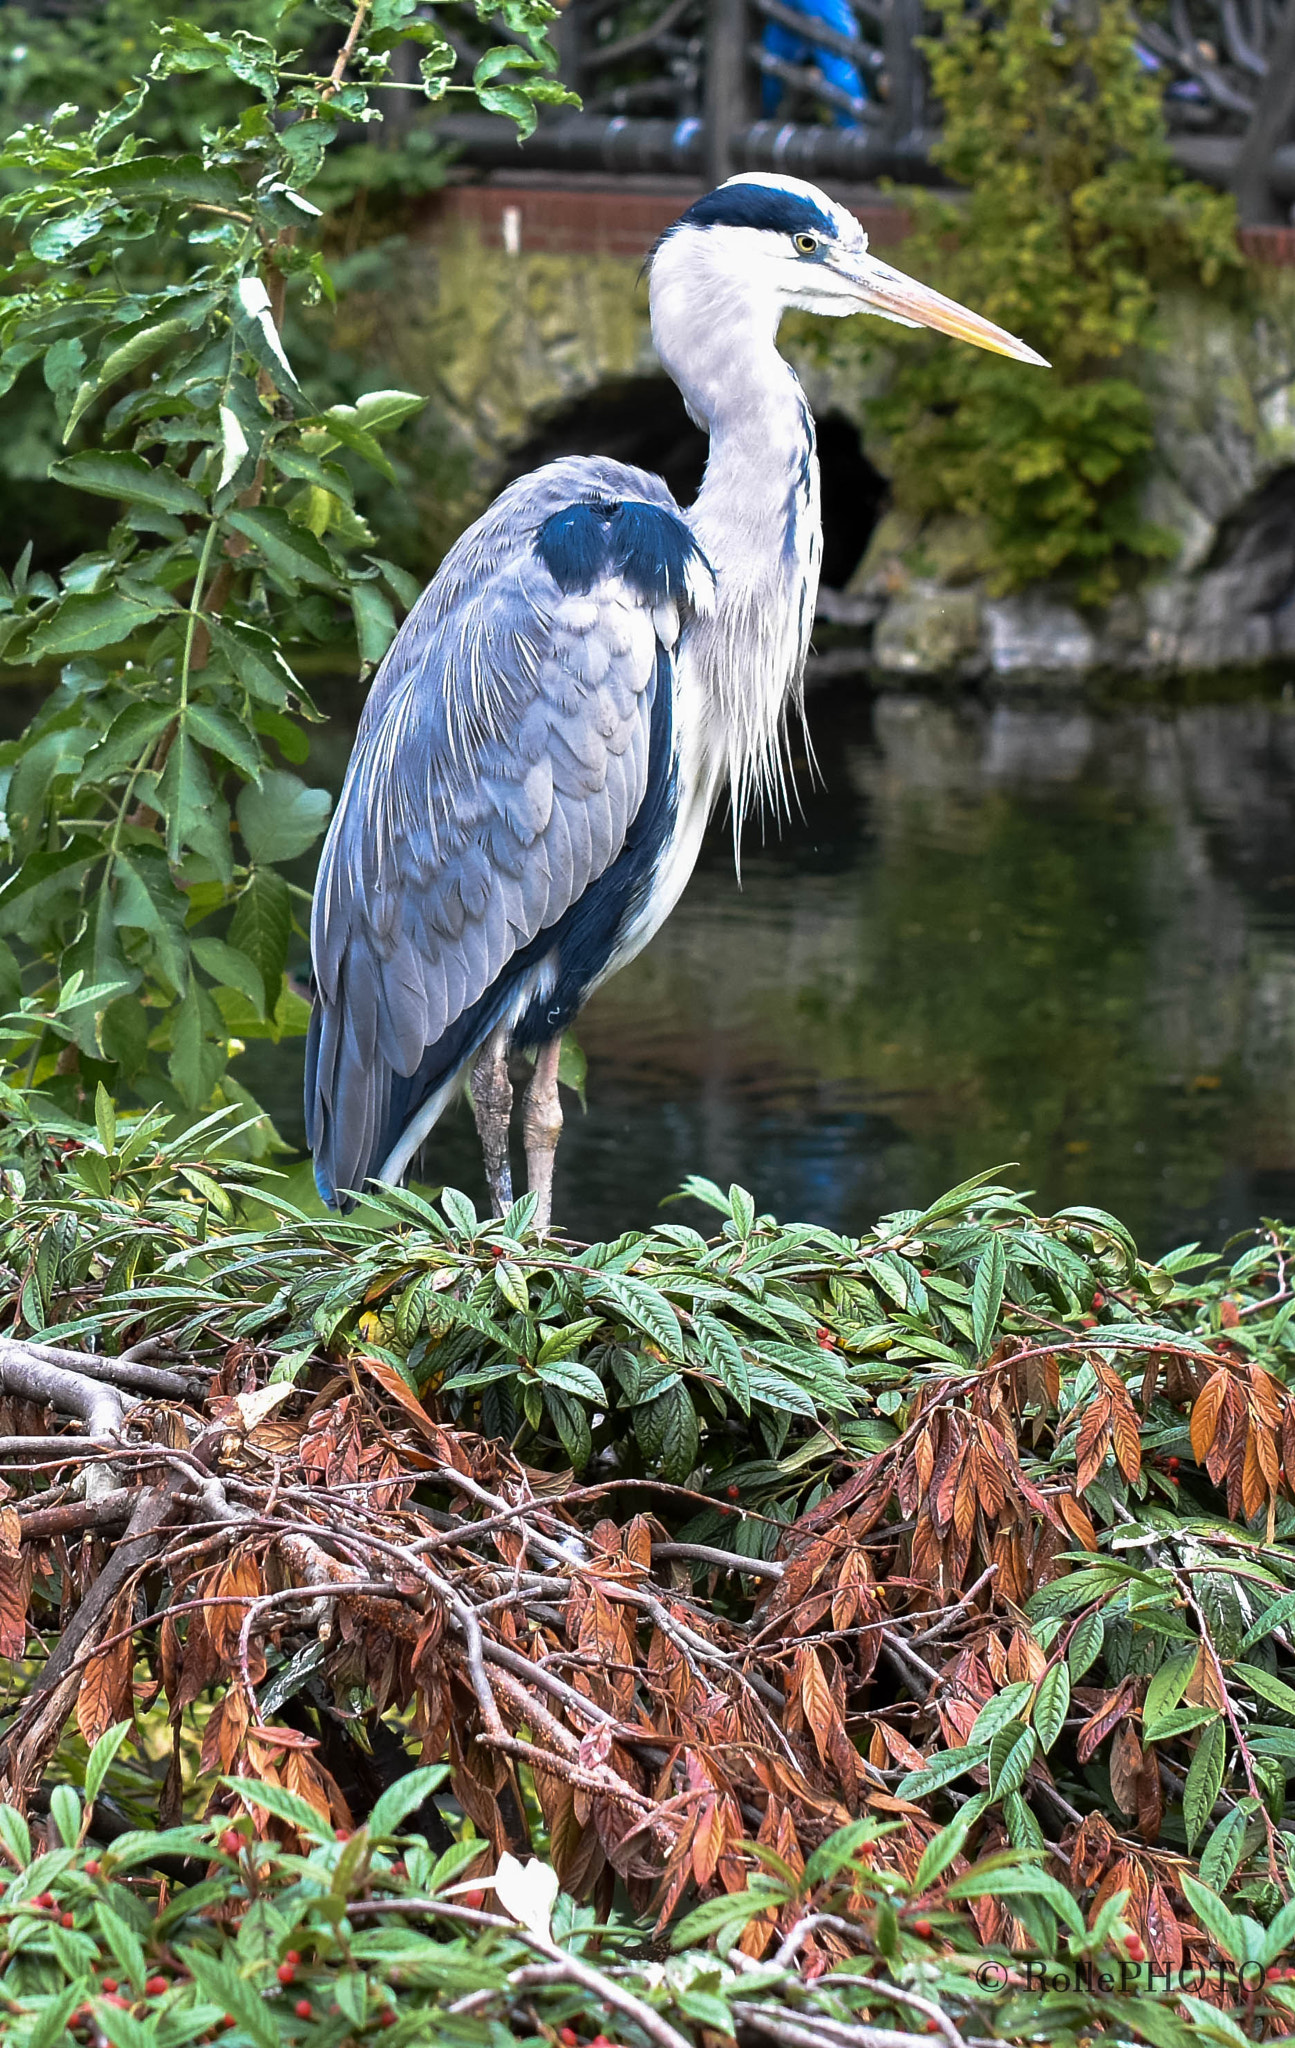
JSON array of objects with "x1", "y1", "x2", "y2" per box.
[
  {"x1": 535, "y1": 497, "x2": 709, "y2": 609},
  {"x1": 670, "y1": 182, "x2": 836, "y2": 240}
]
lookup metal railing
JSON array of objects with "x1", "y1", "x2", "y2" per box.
[{"x1": 434, "y1": 0, "x2": 1295, "y2": 223}]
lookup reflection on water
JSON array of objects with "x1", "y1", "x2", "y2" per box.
[{"x1": 245, "y1": 678, "x2": 1295, "y2": 1258}]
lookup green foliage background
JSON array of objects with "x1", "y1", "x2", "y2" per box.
[
  {"x1": 870, "y1": 0, "x2": 1242, "y2": 602},
  {"x1": 0, "y1": 0, "x2": 572, "y2": 1152}
]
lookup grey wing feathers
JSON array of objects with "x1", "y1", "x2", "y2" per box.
[{"x1": 307, "y1": 457, "x2": 712, "y2": 1203}]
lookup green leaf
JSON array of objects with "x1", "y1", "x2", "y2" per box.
[
  {"x1": 988, "y1": 1719, "x2": 1035, "y2": 1796},
  {"x1": 1237, "y1": 1663, "x2": 1295, "y2": 1720},
  {"x1": 634, "y1": 1381, "x2": 700, "y2": 1483},
  {"x1": 692, "y1": 1308, "x2": 751, "y2": 1414},
  {"x1": 1143, "y1": 1645, "x2": 1198, "y2": 1730},
  {"x1": 191, "y1": 937, "x2": 266, "y2": 1016},
  {"x1": 236, "y1": 770, "x2": 331, "y2": 863},
  {"x1": 178, "y1": 1944, "x2": 279, "y2": 2048},
  {"x1": 50, "y1": 1782, "x2": 81, "y2": 1848},
  {"x1": 232, "y1": 274, "x2": 307, "y2": 408},
  {"x1": 352, "y1": 389, "x2": 427, "y2": 435},
  {"x1": 533, "y1": 1356, "x2": 605, "y2": 1403},
  {"x1": 184, "y1": 701, "x2": 263, "y2": 781},
  {"x1": 1032, "y1": 1663, "x2": 1069, "y2": 1752},
  {"x1": 351, "y1": 579, "x2": 398, "y2": 667},
  {"x1": 224, "y1": 507, "x2": 339, "y2": 592},
  {"x1": 84, "y1": 1720, "x2": 132, "y2": 1804},
  {"x1": 206, "y1": 619, "x2": 302, "y2": 709},
  {"x1": 1197, "y1": 1803, "x2": 1251, "y2": 1893},
  {"x1": 82, "y1": 154, "x2": 245, "y2": 209},
  {"x1": 49, "y1": 451, "x2": 206, "y2": 516},
  {"x1": 969, "y1": 1682, "x2": 1034, "y2": 1745},
  {"x1": 227, "y1": 869, "x2": 292, "y2": 1010},
  {"x1": 971, "y1": 1234, "x2": 1006, "y2": 1355},
  {"x1": 157, "y1": 729, "x2": 232, "y2": 880},
  {"x1": 897, "y1": 1745, "x2": 990, "y2": 1800},
  {"x1": 589, "y1": 1272, "x2": 683, "y2": 1357},
  {"x1": 169, "y1": 977, "x2": 225, "y2": 1109},
  {"x1": 78, "y1": 701, "x2": 174, "y2": 786},
  {"x1": 1238, "y1": 1589, "x2": 1295, "y2": 1654},
  {"x1": 1068, "y1": 1607, "x2": 1105, "y2": 1679},
  {"x1": 1179, "y1": 1873, "x2": 1244, "y2": 1963},
  {"x1": 19, "y1": 590, "x2": 172, "y2": 661},
  {"x1": 1183, "y1": 1718, "x2": 1227, "y2": 1849},
  {"x1": 947, "y1": 1860, "x2": 1086, "y2": 1936},
  {"x1": 66, "y1": 315, "x2": 196, "y2": 437},
  {"x1": 912, "y1": 1802, "x2": 984, "y2": 1894},
  {"x1": 367, "y1": 1765, "x2": 447, "y2": 1842},
  {"x1": 1144, "y1": 1704, "x2": 1218, "y2": 1743}
]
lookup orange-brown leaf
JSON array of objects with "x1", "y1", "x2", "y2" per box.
[
  {"x1": 76, "y1": 1601, "x2": 134, "y2": 1748},
  {"x1": 1190, "y1": 1369, "x2": 1229, "y2": 1466}
]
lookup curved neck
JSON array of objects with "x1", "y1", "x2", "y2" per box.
[
  {"x1": 650, "y1": 254, "x2": 814, "y2": 566},
  {"x1": 649, "y1": 242, "x2": 821, "y2": 826}
]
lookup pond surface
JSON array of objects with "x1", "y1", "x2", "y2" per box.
[{"x1": 241, "y1": 671, "x2": 1295, "y2": 1262}]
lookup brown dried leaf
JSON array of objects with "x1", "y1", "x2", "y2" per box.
[{"x1": 76, "y1": 1599, "x2": 134, "y2": 1747}]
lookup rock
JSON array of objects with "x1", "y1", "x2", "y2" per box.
[
  {"x1": 873, "y1": 584, "x2": 983, "y2": 678},
  {"x1": 982, "y1": 594, "x2": 1097, "y2": 679}
]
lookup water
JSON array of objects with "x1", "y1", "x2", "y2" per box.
[{"x1": 241, "y1": 672, "x2": 1295, "y2": 1262}]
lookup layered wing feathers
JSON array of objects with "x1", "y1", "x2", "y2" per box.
[{"x1": 307, "y1": 458, "x2": 713, "y2": 1205}]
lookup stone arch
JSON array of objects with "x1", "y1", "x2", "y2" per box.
[{"x1": 500, "y1": 377, "x2": 888, "y2": 590}]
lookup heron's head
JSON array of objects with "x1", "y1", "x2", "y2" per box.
[{"x1": 652, "y1": 173, "x2": 1047, "y2": 368}]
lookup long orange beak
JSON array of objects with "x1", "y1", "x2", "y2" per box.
[{"x1": 843, "y1": 253, "x2": 1049, "y2": 367}]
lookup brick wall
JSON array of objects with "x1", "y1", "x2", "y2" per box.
[{"x1": 423, "y1": 179, "x2": 913, "y2": 260}]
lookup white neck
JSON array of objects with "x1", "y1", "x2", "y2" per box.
[{"x1": 649, "y1": 240, "x2": 821, "y2": 828}]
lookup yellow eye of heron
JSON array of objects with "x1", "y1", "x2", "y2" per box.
[{"x1": 793, "y1": 232, "x2": 818, "y2": 256}]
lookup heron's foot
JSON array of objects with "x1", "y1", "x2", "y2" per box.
[
  {"x1": 470, "y1": 1025, "x2": 514, "y2": 1218},
  {"x1": 523, "y1": 1036, "x2": 563, "y2": 1234}
]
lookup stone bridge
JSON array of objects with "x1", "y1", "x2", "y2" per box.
[{"x1": 365, "y1": 178, "x2": 1295, "y2": 680}]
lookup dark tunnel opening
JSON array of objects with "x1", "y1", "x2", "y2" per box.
[{"x1": 501, "y1": 376, "x2": 889, "y2": 591}]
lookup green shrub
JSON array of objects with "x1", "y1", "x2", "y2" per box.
[{"x1": 869, "y1": 0, "x2": 1242, "y2": 602}]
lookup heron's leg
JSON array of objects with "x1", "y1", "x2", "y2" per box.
[
  {"x1": 470, "y1": 1025, "x2": 514, "y2": 1217},
  {"x1": 523, "y1": 1036, "x2": 563, "y2": 1233}
]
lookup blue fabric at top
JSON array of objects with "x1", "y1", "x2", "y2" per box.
[{"x1": 761, "y1": 0, "x2": 868, "y2": 129}]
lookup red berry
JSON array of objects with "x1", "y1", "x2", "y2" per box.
[
  {"x1": 726, "y1": 1484, "x2": 740, "y2": 1501},
  {"x1": 104, "y1": 1996, "x2": 130, "y2": 2011},
  {"x1": 462, "y1": 1888, "x2": 486, "y2": 1910},
  {"x1": 295, "y1": 2000, "x2": 313, "y2": 2020},
  {"x1": 1092, "y1": 1290, "x2": 1104, "y2": 1309},
  {"x1": 36, "y1": 1890, "x2": 54, "y2": 1908},
  {"x1": 559, "y1": 2031, "x2": 579, "y2": 2047},
  {"x1": 284, "y1": 1952, "x2": 301, "y2": 1967},
  {"x1": 84, "y1": 1860, "x2": 101, "y2": 1877},
  {"x1": 277, "y1": 1963, "x2": 297, "y2": 1985},
  {"x1": 145, "y1": 1977, "x2": 169, "y2": 1996},
  {"x1": 815, "y1": 1328, "x2": 835, "y2": 1349},
  {"x1": 100, "y1": 1980, "x2": 119, "y2": 1994},
  {"x1": 1126, "y1": 1937, "x2": 1145, "y2": 1961},
  {"x1": 1080, "y1": 1315, "x2": 1097, "y2": 1328},
  {"x1": 378, "y1": 2013, "x2": 396, "y2": 2029},
  {"x1": 911, "y1": 1917, "x2": 932, "y2": 1936},
  {"x1": 220, "y1": 1830, "x2": 243, "y2": 1856},
  {"x1": 223, "y1": 2019, "x2": 236, "y2": 2031},
  {"x1": 925, "y1": 2024, "x2": 940, "y2": 2036},
  {"x1": 61, "y1": 1911, "x2": 75, "y2": 1928},
  {"x1": 1167, "y1": 1457, "x2": 1179, "y2": 1475}
]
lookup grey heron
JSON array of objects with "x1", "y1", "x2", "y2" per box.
[{"x1": 306, "y1": 173, "x2": 1046, "y2": 1225}]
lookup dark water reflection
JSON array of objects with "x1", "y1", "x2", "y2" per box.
[{"x1": 243, "y1": 676, "x2": 1295, "y2": 1260}]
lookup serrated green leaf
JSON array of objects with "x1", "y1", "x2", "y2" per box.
[
  {"x1": 1197, "y1": 1803, "x2": 1251, "y2": 1893},
  {"x1": 988, "y1": 1719, "x2": 1035, "y2": 1796},
  {"x1": 1033, "y1": 1662, "x2": 1069, "y2": 1752},
  {"x1": 1068, "y1": 1607, "x2": 1105, "y2": 1678},
  {"x1": 971, "y1": 1234, "x2": 1006, "y2": 1355},
  {"x1": 368, "y1": 1765, "x2": 448, "y2": 1842},
  {"x1": 50, "y1": 450, "x2": 205, "y2": 516},
  {"x1": 1183, "y1": 1718, "x2": 1227, "y2": 1849}
]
